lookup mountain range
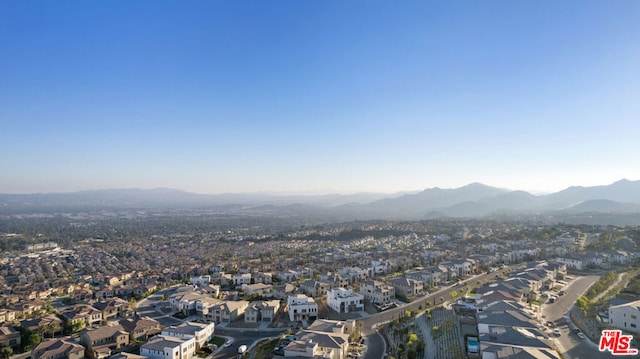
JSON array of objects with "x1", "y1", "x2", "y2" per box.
[{"x1": 2, "y1": 179, "x2": 640, "y2": 223}]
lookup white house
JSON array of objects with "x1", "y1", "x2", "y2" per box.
[
  {"x1": 608, "y1": 299, "x2": 640, "y2": 334},
  {"x1": 140, "y1": 336, "x2": 196, "y2": 359},
  {"x1": 161, "y1": 321, "x2": 215, "y2": 349},
  {"x1": 327, "y1": 288, "x2": 364, "y2": 314},
  {"x1": 287, "y1": 294, "x2": 318, "y2": 322},
  {"x1": 241, "y1": 283, "x2": 272, "y2": 296},
  {"x1": 189, "y1": 276, "x2": 211, "y2": 287},
  {"x1": 232, "y1": 273, "x2": 252, "y2": 286},
  {"x1": 359, "y1": 280, "x2": 395, "y2": 306},
  {"x1": 555, "y1": 257, "x2": 583, "y2": 270}
]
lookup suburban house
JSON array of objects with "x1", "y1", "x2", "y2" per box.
[
  {"x1": 272, "y1": 284, "x2": 296, "y2": 300},
  {"x1": 300, "y1": 280, "x2": 330, "y2": 298},
  {"x1": 232, "y1": 273, "x2": 252, "y2": 286},
  {"x1": 608, "y1": 299, "x2": 640, "y2": 334},
  {"x1": 319, "y1": 273, "x2": 349, "y2": 289},
  {"x1": 195, "y1": 297, "x2": 221, "y2": 319},
  {"x1": 278, "y1": 270, "x2": 301, "y2": 283},
  {"x1": 241, "y1": 283, "x2": 272, "y2": 296},
  {"x1": 31, "y1": 338, "x2": 85, "y2": 359},
  {"x1": 605, "y1": 250, "x2": 632, "y2": 265},
  {"x1": 161, "y1": 322, "x2": 214, "y2": 349},
  {"x1": 62, "y1": 305, "x2": 103, "y2": 328},
  {"x1": 441, "y1": 259, "x2": 474, "y2": 278},
  {"x1": 92, "y1": 298, "x2": 131, "y2": 321},
  {"x1": 285, "y1": 332, "x2": 349, "y2": 359},
  {"x1": 189, "y1": 276, "x2": 211, "y2": 287},
  {"x1": 338, "y1": 267, "x2": 369, "y2": 283},
  {"x1": 283, "y1": 339, "x2": 318, "y2": 358},
  {"x1": 199, "y1": 284, "x2": 221, "y2": 297},
  {"x1": 79, "y1": 324, "x2": 129, "y2": 359},
  {"x1": 327, "y1": 288, "x2": 364, "y2": 314},
  {"x1": 0, "y1": 310, "x2": 16, "y2": 324},
  {"x1": 388, "y1": 277, "x2": 423, "y2": 299},
  {"x1": 244, "y1": 300, "x2": 281, "y2": 323},
  {"x1": 287, "y1": 294, "x2": 318, "y2": 322},
  {"x1": 555, "y1": 257, "x2": 584, "y2": 270},
  {"x1": 0, "y1": 326, "x2": 20, "y2": 351},
  {"x1": 109, "y1": 353, "x2": 147, "y2": 359},
  {"x1": 254, "y1": 272, "x2": 273, "y2": 285},
  {"x1": 406, "y1": 266, "x2": 449, "y2": 288},
  {"x1": 206, "y1": 301, "x2": 249, "y2": 324},
  {"x1": 140, "y1": 335, "x2": 196, "y2": 359},
  {"x1": 118, "y1": 317, "x2": 161, "y2": 343},
  {"x1": 359, "y1": 280, "x2": 395, "y2": 306},
  {"x1": 169, "y1": 290, "x2": 203, "y2": 316},
  {"x1": 306, "y1": 319, "x2": 354, "y2": 335},
  {"x1": 20, "y1": 315, "x2": 64, "y2": 338}
]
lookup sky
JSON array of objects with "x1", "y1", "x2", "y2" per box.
[{"x1": 1, "y1": 1, "x2": 639, "y2": 195}]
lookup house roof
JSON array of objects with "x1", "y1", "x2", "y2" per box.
[
  {"x1": 119, "y1": 317, "x2": 160, "y2": 332},
  {"x1": 388, "y1": 277, "x2": 418, "y2": 286},
  {"x1": 162, "y1": 322, "x2": 209, "y2": 336},
  {"x1": 248, "y1": 300, "x2": 280, "y2": 311},
  {"x1": 142, "y1": 336, "x2": 186, "y2": 351},
  {"x1": 306, "y1": 319, "x2": 347, "y2": 334},
  {"x1": 33, "y1": 339, "x2": 84, "y2": 359},
  {"x1": 477, "y1": 301, "x2": 534, "y2": 328},
  {"x1": 609, "y1": 299, "x2": 640, "y2": 310},
  {"x1": 213, "y1": 300, "x2": 249, "y2": 311},
  {"x1": 480, "y1": 325, "x2": 549, "y2": 348},
  {"x1": 295, "y1": 330, "x2": 348, "y2": 349},
  {"x1": 480, "y1": 343, "x2": 560, "y2": 359},
  {"x1": 83, "y1": 324, "x2": 128, "y2": 342}
]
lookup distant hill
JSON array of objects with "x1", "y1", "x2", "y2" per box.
[
  {"x1": 564, "y1": 199, "x2": 640, "y2": 213},
  {"x1": 0, "y1": 188, "x2": 397, "y2": 213},
  {"x1": 2, "y1": 179, "x2": 640, "y2": 225},
  {"x1": 543, "y1": 179, "x2": 640, "y2": 206}
]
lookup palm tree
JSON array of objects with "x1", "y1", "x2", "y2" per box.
[{"x1": 49, "y1": 322, "x2": 61, "y2": 338}]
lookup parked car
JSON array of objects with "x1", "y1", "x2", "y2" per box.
[{"x1": 553, "y1": 329, "x2": 561, "y2": 336}]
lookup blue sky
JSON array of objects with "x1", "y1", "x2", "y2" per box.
[{"x1": 1, "y1": 1, "x2": 639, "y2": 194}]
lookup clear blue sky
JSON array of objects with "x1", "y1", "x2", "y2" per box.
[{"x1": 1, "y1": 1, "x2": 639, "y2": 194}]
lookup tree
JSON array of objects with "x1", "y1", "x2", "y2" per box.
[
  {"x1": 1, "y1": 346, "x2": 13, "y2": 359},
  {"x1": 23, "y1": 333, "x2": 42, "y2": 351},
  {"x1": 128, "y1": 297, "x2": 137, "y2": 310}
]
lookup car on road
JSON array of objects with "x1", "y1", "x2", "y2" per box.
[
  {"x1": 573, "y1": 328, "x2": 581, "y2": 334},
  {"x1": 553, "y1": 329, "x2": 561, "y2": 336},
  {"x1": 577, "y1": 332, "x2": 586, "y2": 339},
  {"x1": 224, "y1": 340, "x2": 233, "y2": 347}
]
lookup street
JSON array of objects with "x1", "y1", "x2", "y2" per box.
[
  {"x1": 360, "y1": 267, "x2": 511, "y2": 359},
  {"x1": 541, "y1": 275, "x2": 616, "y2": 359},
  {"x1": 138, "y1": 286, "x2": 286, "y2": 359}
]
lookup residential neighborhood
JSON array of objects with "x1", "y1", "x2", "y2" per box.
[{"x1": 2, "y1": 217, "x2": 640, "y2": 359}]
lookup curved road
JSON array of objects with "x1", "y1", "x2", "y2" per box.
[{"x1": 359, "y1": 268, "x2": 511, "y2": 359}]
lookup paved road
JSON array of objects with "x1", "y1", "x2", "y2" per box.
[
  {"x1": 542, "y1": 275, "x2": 613, "y2": 359},
  {"x1": 137, "y1": 286, "x2": 184, "y2": 327},
  {"x1": 211, "y1": 327, "x2": 287, "y2": 359},
  {"x1": 360, "y1": 268, "x2": 511, "y2": 359}
]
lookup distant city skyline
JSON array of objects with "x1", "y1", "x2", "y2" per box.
[{"x1": 1, "y1": 1, "x2": 639, "y2": 195}]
